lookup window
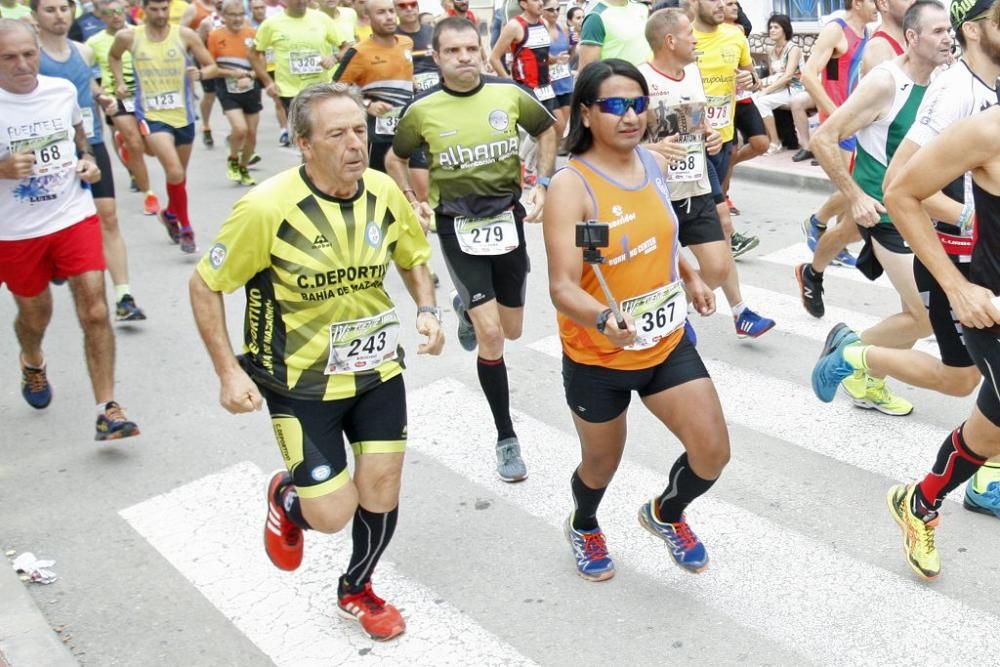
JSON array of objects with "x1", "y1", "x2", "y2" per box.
[{"x1": 772, "y1": 0, "x2": 845, "y2": 24}]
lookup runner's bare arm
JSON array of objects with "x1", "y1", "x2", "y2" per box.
[
  {"x1": 385, "y1": 149, "x2": 434, "y2": 229},
  {"x1": 487, "y1": 20, "x2": 520, "y2": 78},
  {"x1": 189, "y1": 272, "x2": 264, "y2": 413},
  {"x1": 108, "y1": 29, "x2": 134, "y2": 97},
  {"x1": 543, "y1": 167, "x2": 636, "y2": 345},
  {"x1": 249, "y1": 49, "x2": 274, "y2": 89},
  {"x1": 183, "y1": 27, "x2": 223, "y2": 78},
  {"x1": 800, "y1": 22, "x2": 844, "y2": 117},
  {"x1": 0, "y1": 151, "x2": 34, "y2": 180},
  {"x1": 180, "y1": 2, "x2": 196, "y2": 28},
  {"x1": 885, "y1": 109, "x2": 1000, "y2": 328},
  {"x1": 576, "y1": 44, "x2": 599, "y2": 72},
  {"x1": 811, "y1": 69, "x2": 894, "y2": 226},
  {"x1": 525, "y1": 125, "x2": 557, "y2": 222},
  {"x1": 861, "y1": 36, "x2": 895, "y2": 76},
  {"x1": 396, "y1": 263, "x2": 444, "y2": 355},
  {"x1": 884, "y1": 138, "x2": 965, "y2": 225}
]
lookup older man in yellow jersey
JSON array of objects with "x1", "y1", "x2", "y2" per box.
[{"x1": 109, "y1": 0, "x2": 221, "y2": 255}]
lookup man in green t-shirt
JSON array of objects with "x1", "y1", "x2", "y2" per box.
[
  {"x1": 386, "y1": 16, "x2": 556, "y2": 484},
  {"x1": 251, "y1": 0, "x2": 350, "y2": 112},
  {"x1": 577, "y1": 0, "x2": 651, "y2": 69}
]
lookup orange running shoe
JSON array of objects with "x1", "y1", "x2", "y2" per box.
[
  {"x1": 337, "y1": 581, "x2": 406, "y2": 641},
  {"x1": 263, "y1": 470, "x2": 303, "y2": 571},
  {"x1": 114, "y1": 130, "x2": 129, "y2": 164},
  {"x1": 143, "y1": 192, "x2": 160, "y2": 216}
]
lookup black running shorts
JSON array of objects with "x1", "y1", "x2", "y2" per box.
[
  {"x1": 856, "y1": 222, "x2": 911, "y2": 281},
  {"x1": 562, "y1": 336, "x2": 710, "y2": 423},
  {"x1": 914, "y1": 257, "x2": 974, "y2": 368},
  {"x1": 735, "y1": 100, "x2": 766, "y2": 141},
  {"x1": 963, "y1": 326, "x2": 1000, "y2": 428},
  {"x1": 260, "y1": 375, "x2": 407, "y2": 499},
  {"x1": 437, "y1": 204, "x2": 530, "y2": 310},
  {"x1": 675, "y1": 193, "x2": 725, "y2": 247},
  {"x1": 216, "y1": 84, "x2": 263, "y2": 114},
  {"x1": 89, "y1": 142, "x2": 115, "y2": 200}
]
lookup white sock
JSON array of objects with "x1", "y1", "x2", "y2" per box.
[
  {"x1": 115, "y1": 284, "x2": 130, "y2": 301},
  {"x1": 731, "y1": 302, "x2": 747, "y2": 318},
  {"x1": 97, "y1": 402, "x2": 108, "y2": 415}
]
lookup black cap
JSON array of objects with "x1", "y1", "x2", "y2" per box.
[{"x1": 950, "y1": 0, "x2": 996, "y2": 29}]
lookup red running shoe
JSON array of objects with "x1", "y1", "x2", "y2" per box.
[
  {"x1": 114, "y1": 130, "x2": 129, "y2": 164},
  {"x1": 263, "y1": 470, "x2": 303, "y2": 571},
  {"x1": 337, "y1": 581, "x2": 406, "y2": 641}
]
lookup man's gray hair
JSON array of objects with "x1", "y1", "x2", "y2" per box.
[
  {"x1": 0, "y1": 17, "x2": 39, "y2": 46},
  {"x1": 221, "y1": 0, "x2": 244, "y2": 13},
  {"x1": 288, "y1": 82, "x2": 365, "y2": 142}
]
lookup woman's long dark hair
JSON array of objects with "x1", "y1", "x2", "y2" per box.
[{"x1": 564, "y1": 59, "x2": 650, "y2": 156}]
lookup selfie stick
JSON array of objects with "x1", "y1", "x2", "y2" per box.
[{"x1": 580, "y1": 221, "x2": 626, "y2": 329}]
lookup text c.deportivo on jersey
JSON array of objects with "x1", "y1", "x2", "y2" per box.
[{"x1": 295, "y1": 263, "x2": 389, "y2": 295}]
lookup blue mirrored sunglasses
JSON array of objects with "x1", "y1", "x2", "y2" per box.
[{"x1": 592, "y1": 96, "x2": 649, "y2": 116}]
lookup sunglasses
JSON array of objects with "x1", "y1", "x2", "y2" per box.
[
  {"x1": 592, "y1": 96, "x2": 649, "y2": 115},
  {"x1": 396, "y1": 1, "x2": 417, "y2": 7}
]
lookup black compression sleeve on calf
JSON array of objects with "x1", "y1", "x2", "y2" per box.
[
  {"x1": 571, "y1": 468, "x2": 607, "y2": 532},
  {"x1": 916, "y1": 424, "x2": 987, "y2": 513},
  {"x1": 341, "y1": 505, "x2": 399, "y2": 594},
  {"x1": 656, "y1": 453, "x2": 717, "y2": 524},
  {"x1": 477, "y1": 356, "x2": 516, "y2": 441}
]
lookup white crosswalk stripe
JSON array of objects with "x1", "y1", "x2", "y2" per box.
[
  {"x1": 120, "y1": 463, "x2": 536, "y2": 667},
  {"x1": 759, "y1": 242, "x2": 893, "y2": 288}
]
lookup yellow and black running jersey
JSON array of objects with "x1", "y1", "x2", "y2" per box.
[{"x1": 196, "y1": 166, "x2": 432, "y2": 401}]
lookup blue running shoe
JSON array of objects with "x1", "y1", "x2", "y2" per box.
[
  {"x1": 159, "y1": 210, "x2": 181, "y2": 244},
  {"x1": 734, "y1": 308, "x2": 775, "y2": 339},
  {"x1": 21, "y1": 362, "x2": 52, "y2": 409},
  {"x1": 684, "y1": 319, "x2": 697, "y2": 347},
  {"x1": 811, "y1": 322, "x2": 859, "y2": 402},
  {"x1": 637, "y1": 501, "x2": 708, "y2": 573},
  {"x1": 95, "y1": 401, "x2": 140, "y2": 441},
  {"x1": 964, "y1": 479, "x2": 1000, "y2": 519},
  {"x1": 831, "y1": 248, "x2": 857, "y2": 268},
  {"x1": 450, "y1": 290, "x2": 477, "y2": 352},
  {"x1": 801, "y1": 215, "x2": 823, "y2": 252},
  {"x1": 565, "y1": 514, "x2": 615, "y2": 581}
]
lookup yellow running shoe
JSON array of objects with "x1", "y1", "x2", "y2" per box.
[
  {"x1": 848, "y1": 374, "x2": 913, "y2": 416},
  {"x1": 886, "y1": 484, "x2": 940, "y2": 580},
  {"x1": 840, "y1": 369, "x2": 866, "y2": 400}
]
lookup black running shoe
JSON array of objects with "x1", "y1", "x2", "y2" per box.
[{"x1": 795, "y1": 263, "x2": 825, "y2": 318}]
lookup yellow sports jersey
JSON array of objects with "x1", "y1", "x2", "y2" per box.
[
  {"x1": 196, "y1": 166, "x2": 432, "y2": 401},
  {"x1": 131, "y1": 25, "x2": 195, "y2": 127},
  {"x1": 87, "y1": 29, "x2": 135, "y2": 95},
  {"x1": 693, "y1": 23, "x2": 750, "y2": 143},
  {"x1": 254, "y1": 9, "x2": 348, "y2": 98}
]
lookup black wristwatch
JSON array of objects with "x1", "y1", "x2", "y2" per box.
[
  {"x1": 417, "y1": 305, "x2": 442, "y2": 322},
  {"x1": 595, "y1": 308, "x2": 613, "y2": 333}
]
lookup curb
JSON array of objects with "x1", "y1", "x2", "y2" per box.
[
  {"x1": 733, "y1": 160, "x2": 835, "y2": 195},
  {"x1": 0, "y1": 561, "x2": 78, "y2": 667}
]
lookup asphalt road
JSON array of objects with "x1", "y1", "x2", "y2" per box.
[{"x1": 2, "y1": 104, "x2": 1000, "y2": 666}]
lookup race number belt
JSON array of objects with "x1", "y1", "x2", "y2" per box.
[
  {"x1": 937, "y1": 230, "x2": 975, "y2": 256},
  {"x1": 289, "y1": 50, "x2": 322, "y2": 75},
  {"x1": 705, "y1": 95, "x2": 732, "y2": 130},
  {"x1": 454, "y1": 210, "x2": 519, "y2": 256},
  {"x1": 225, "y1": 74, "x2": 254, "y2": 94},
  {"x1": 9, "y1": 131, "x2": 74, "y2": 177},
  {"x1": 145, "y1": 90, "x2": 182, "y2": 111},
  {"x1": 325, "y1": 309, "x2": 400, "y2": 374},
  {"x1": 534, "y1": 84, "x2": 554, "y2": 101},
  {"x1": 81, "y1": 107, "x2": 95, "y2": 139},
  {"x1": 121, "y1": 96, "x2": 136, "y2": 113},
  {"x1": 374, "y1": 106, "x2": 401, "y2": 136},
  {"x1": 621, "y1": 281, "x2": 685, "y2": 351},
  {"x1": 665, "y1": 135, "x2": 705, "y2": 183},
  {"x1": 413, "y1": 71, "x2": 440, "y2": 91},
  {"x1": 550, "y1": 63, "x2": 571, "y2": 80}
]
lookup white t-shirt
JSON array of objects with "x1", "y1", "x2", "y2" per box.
[
  {"x1": 639, "y1": 61, "x2": 711, "y2": 201},
  {"x1": 906, "y1": 59, "x2": 997, "y2": 148},
  {"x1": 0, "y1": 75, "x2": 96, "y2": 241}
]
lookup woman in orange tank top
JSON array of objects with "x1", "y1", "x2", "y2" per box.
[{"x1": 542, "y1": 58, "x2": 730, "y2": 582}]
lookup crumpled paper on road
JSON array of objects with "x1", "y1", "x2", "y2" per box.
[{"x1": 12, "y1": 552, "x2": 58, "y2": 584}]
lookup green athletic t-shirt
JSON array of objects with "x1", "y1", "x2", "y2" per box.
[
  {"x1": 196, "y1": 165, "x2": 431, "y2": 401},
  {"x1": 87, "y1": 30, "x2": 135, "y2": 95},
  {"x1": 254, "y1": 9, "x2": 347, "y2": 98},
  {"x1": 0, "y1": 2, "x2": 30, "y2": 19},
  {"x1": 579, "y1": 0, "x2": 650, "y2": 66},
  {"x1": 393, "y1": 76, "x2": 554, "y2": 215}
]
